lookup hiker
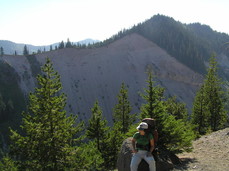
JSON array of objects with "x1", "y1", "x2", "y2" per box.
[{"x1": 130, "y1": 122, "x2": 156, "y2": 171}]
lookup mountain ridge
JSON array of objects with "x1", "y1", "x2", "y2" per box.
[
  {"x1": 97, "y1": 14, "x2": 229, "y2": 78},
  {"x1": 0, "y1": 39, "x2": 100, "y2": 55}
]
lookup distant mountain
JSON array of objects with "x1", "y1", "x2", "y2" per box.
[
  {"x1": 77, "y1": 38, "x2": 100, "y2": 45},
  {"x1": 100, "y1": 14, "x2": 229, "y2": 79},
  {"x1": 0, "y1": 39, "x2": 100, "y2": 55}
]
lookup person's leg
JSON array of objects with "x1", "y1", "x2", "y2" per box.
[
  {"x1": 130, "y1": 152, "x2": 143, "y2": 171},
  {"x1": 144, "y1": 154, "x2": 156, "y2": 171}
]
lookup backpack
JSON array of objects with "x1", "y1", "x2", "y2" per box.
[{"x1": 142, "y1": 118, "x2": 158, "y2": 145}]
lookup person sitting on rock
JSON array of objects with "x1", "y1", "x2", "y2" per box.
[{"x1": 130, "y1": 122, "x2": 156, "y2": 171}]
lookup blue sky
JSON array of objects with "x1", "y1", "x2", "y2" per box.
[{"x1": 0, "y1": 0, "x2": 228, "y2": 45}]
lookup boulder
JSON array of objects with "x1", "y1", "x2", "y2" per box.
[{"x1": 117, "y1": 138, "x2": 180, "y2": 171}]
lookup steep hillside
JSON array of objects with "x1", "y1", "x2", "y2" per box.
[
  {"x1": 174, "y1": 127, "x2": 229, "y2": 171},
  {"x1": 2, "y1": 33, "x2": 203, "y2": 124}
]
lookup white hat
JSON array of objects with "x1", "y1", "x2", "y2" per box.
[{"x1": 136, "y1": 122, "x2": 148, "y2": 130}]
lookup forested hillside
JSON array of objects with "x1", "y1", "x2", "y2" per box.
[
  {"x1": 99, "y1": 15, "x2": 229, "y2": 78},
  {"x1": 0, "y1": 14, "x2": 228, "y2": 170},
  {"x1": 1, "y1": 14, "x2": 229, "y2": 150}
]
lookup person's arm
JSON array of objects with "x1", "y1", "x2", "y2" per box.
[
  {"x1": 146, "y1": 139, "x2": 155, "y2": 157},
  {"x1": 149, "y1": 139, "x2": 155, "y2": 153},
  {"x1": 132, "y1": 138, "x2": 137, "y2": 153}
]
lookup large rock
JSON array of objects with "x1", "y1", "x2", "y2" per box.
[{"x1": 117, "y1": 138, "x2": 180, "y2": 171}]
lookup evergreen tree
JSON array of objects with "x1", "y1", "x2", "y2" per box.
[
  {"x1": 140, "y1": 71, "x2": 164, "y2": 120},
  {"x1": 0, "y1": 93, "x2": 6, "y2": 122},
  {"x1": 65, "y1": 38, "x2": 73, "y2": 48},
  {"x1": 58, "y1": 41, "x2": 65, "y2": 49},
  {"x1": 70, "y1": 141, "x2": 104, "y2": 170},
  {"x1": 113, "y1": 82, "x2": 136, "y2": 133},
  {"x1": 140, "y1": 72, "x2": 195, "y2": 152},
  {"x1": 86, "y1": 100, "x2": 108, "y2": 152},
  {"x1": 23, "y1": 45, "x2": 29, "y2": 55},
  {"x1": 192, "y1": 55, "x2": 227, "y2": 134},
  {"x1": 0, "y1": 47, "x2": 4, "y2": 56},
  {"x1": 0, "y1": 93, "x2": 6, "y2": 116},
  {"x1": 37, "y1": 49, "x2": 41, "y2": 54},
  {"x1": 14, "y1": 51, "x2": 17, "y2": 56},
  {"x1": 0, "y1": 156, "x2": 17, "y2": 171},
  {"x1": 101, "y1": 123, "x2": 124, "y2": 170},
  {"x1": 166, "y1": 96, "x2": 188, "y2": 121},
  {"x1": 198, "y1": 55, "x2": 227, "y2": 132},
  {"x1": 50, "y1": 45, "x2": 53, "y2": 51},
  {"x1": 191, "y1": 85, "x2": 210, "y2": 134},
  {"x1": 10, "y1": 58, "x2": 82, "y2": 170}
]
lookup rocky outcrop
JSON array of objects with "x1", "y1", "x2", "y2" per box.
[{"x1": 117, "y1": 138, "x2": 180, "y2": 171}]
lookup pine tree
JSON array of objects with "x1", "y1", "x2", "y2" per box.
[
  {"x1": 0, "y1": 94, "x2": 6, "y2": 122},
  {"x1": 58, "y1": 41, "x2": 65, "y2": 49},
  {"x1": 203, "y1": 55, "x2": 227, "y2": 131},
  {"x1": 0, "y1": 93, "x2": 6, "y2": 113},
  {"x1": 70, "y1": 141, "x2": 104, "y2": 170},
  {"x1": 140, "y1": 72, "x2": 195, "y2": 152},
  {"x1": 191, "y1": 85, "x2": 210, "y2": 134},
  {"x1": 37, "y1": 49, "x2": 41, "y2": 54},
  {"x1": 140, "y1": 71, "x2": 164, "y2": 120},
  {"x1": 166, "y1": 96, "x2": 188, "y2": 121},
  {"x1": 23, "y1": 45, "x2": 29, "y2": 55},
  {"x1": 10, "y1": 58, "x2": 82, "y2": 170},
  {"x1": 65, "y1": 38, "x2": 73, "y2": 48},
  {"x1": 86, "y1": 100, "x2": 108, "y2": 152},
  {"x1": 0, "y1": 156, "x2": 17, "y2": 171},
  {"x1": 191, "y1": 55, "x2": 227, "y2": 134},
  {"x1": 0, "y1": 47, "x2": 4, "y2": 56},
  {"x1": 50, "y1": 45, "x2": 53, "y2": 51},
  {"x1": 101, "y1": 123, "x2": 124, "y2": 170},
  {"x1": 113, "y1": 82, "x2": 136, "y2": 133}
]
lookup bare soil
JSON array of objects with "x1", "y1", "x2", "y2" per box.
[{"x1": 173, "y1": 128, "x2": 229, "y2": 171}]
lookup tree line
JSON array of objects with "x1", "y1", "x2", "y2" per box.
[
  {"x1": 0, "y1": 55, "x2": 228, "y2": 170},
  {"x1": 0, "y1": 38, "x2": 98, "y2": 56}
]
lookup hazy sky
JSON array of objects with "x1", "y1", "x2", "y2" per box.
[{"x1": 0, "y1": 0, "x2": 228, "y2": 45}]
